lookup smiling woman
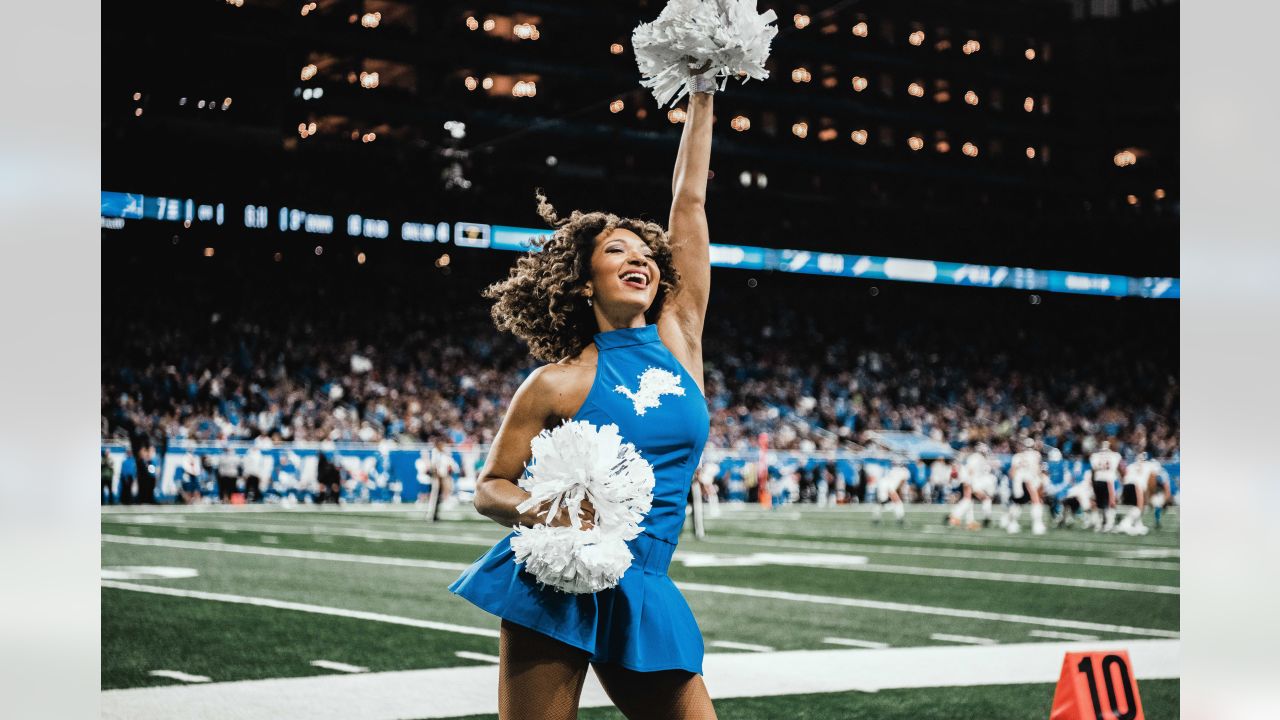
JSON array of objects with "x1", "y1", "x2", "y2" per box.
[
  {"x1": 479, "y1": 193, "x2": 681, "y2": 364},
  {"x1": 449, "y1": 66, "x2": 718, "y2": 720}
]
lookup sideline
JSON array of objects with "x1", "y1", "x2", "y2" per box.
[{"x1": 101, "y1": 639, "x2": 1179, "y2": 720}]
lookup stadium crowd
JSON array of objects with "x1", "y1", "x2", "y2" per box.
[{"x1": 102, "y1": 255, "x2": 1178, "y2": 464}]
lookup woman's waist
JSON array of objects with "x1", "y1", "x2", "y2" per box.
[{"x1": 626, "y1": 530, "x2": 680, "y2": 575}]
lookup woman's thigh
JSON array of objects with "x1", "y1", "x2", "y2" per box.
[
  {"x1": 591, "y1": 663, "x2": 717, "y2": 720},
  {"x1": 498, "y1": 620, "x2": 591, "y2": 720}
]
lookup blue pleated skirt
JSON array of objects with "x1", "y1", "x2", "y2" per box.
[{"x1": 449, "y1": 531, "x2": 704, "y2": 675}]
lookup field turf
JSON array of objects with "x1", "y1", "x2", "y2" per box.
[{"x1": 102, "y1": 503, "x2": 1179, "y2": 718}]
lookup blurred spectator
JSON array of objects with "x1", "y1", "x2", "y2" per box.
[
  {"x1": 101, "y1": 450, "x2": 115, "y2": 505},
  {"x1": 316, "y1": 453, "x2": 342, "y2": 504},
  {"x1": 136, "y1": 445, "x2": 157, "y2": 504},
  {"x1": 216, "y1": 449, "x2": 240, "y2": 503},
  {"x1": 118, "y1": 450, "x2": 136, "y2": 505}
]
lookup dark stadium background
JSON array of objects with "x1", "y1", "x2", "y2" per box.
[{"x1": 102, "y1": 0, "x2": 1178, "y2": 451}]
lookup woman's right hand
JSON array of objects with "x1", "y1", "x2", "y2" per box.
[{"x1": 544, "y1": 497, "x2": 596, "y2": 530}]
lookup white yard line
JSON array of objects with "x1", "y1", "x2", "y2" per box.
[
  {"x1": 821, "y1": 637, "x2": 890, "y2": 649},
  {"x1": 709, "y1": 640, "x2": 774, "y2": 652},
  {"x1": 102, "y1": 535, "x2": 470, "y2": 572},
  {"x1": 700, "y1": 534, "x2": 1179, "y2": 571},
  {"x1": 102, "y1": 581, "x2": 499, "y2": 638},
  {"x1": 103, "y1": 517, "x2": 499, "y2": 547},
  {"x1": 147, "y1": 670, "x2": 210, "y2": 683},
  {"x1": 454, "y1": 651, "x2": 500, "y2": 664},
  {"x1": 104, "y1": 534, "x2": 1178, "y2": 638},
  {"x1": 930, "y1": 633, "x2": 997, "y2": 646},
  {"x1": 713, "y1": 521, "x2": 1179, "y2": 553},
  {"x1": 676, "y1": 582, "x2": 1179, "y2": 639},
  {"x1": 1030, "y1": 629, "x2": 1101, "y2": 642},
  {"x1": 838, "y1": 563, "x2": 1178, "y2": 595},
  {"x1": 103, "y1": 639, "x2": 1179, "y2": 720},
  {"x1": 105, "y1": 531, "x2": 1175, "y2": 596},
  {"x1": 309, "y1": 660, "x2": 368, "y2": 674},
  {"x1": 260, "y1": 535, "x2": 279, "y2": 544}
]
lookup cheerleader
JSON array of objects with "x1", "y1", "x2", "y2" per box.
[{"x1": 449, "y1": 70, "x2": 719, "y2": 720}]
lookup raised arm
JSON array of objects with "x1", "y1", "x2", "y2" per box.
[{"x1": 659, "y1": 89, "x2": 713, "y2": 368}]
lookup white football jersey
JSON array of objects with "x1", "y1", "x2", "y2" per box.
[
  {"x1": 1123, "y1": 462, "x2": 1151, "y2": 487},
  {"x1": 1011, "y1": 449, "x2": 1041, "y2": 482},
  {"x1": 1089, "y1": 450, "x2": 1122, "y2": 482},
  {"x1": 962, "y1": 453, "x2": 990, "y2": 482}
]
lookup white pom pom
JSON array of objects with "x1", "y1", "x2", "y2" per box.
[
  {"x1": 632, "y1": 0, "x2": 779, "y2": 107},
  {"x1": 512, "y1": 420, "x2": 656, "y2": 593},
  {"x1": 511, "y1": 525, "x2": 635, "y2": 594}
]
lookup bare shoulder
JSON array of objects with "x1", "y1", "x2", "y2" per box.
[{"x1": 525, "y1": 348, "x2": 597, "y2": 423}]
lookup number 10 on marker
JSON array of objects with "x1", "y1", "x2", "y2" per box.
[{"x1": 1050, "y1": 650, "x2": 1145, "y2": 720}]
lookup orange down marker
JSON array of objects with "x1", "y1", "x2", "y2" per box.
[{"x1": 1050, "y1": 650, "x2": 1144, "y2": 720}]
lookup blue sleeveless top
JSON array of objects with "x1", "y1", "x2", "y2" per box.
[{"x1": 449, "y1": 324, "x2": 710, "y2": 674}]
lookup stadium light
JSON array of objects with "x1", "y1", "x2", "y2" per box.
[
  {"x1": 301, "y1": 64, "x2": 317, "y2": 81},
  {"x1": 730, "y1": 115, "x2": 751, "y2": 131},
  {"x1": 755, "y1": 172, "x2": 768, "y2": 189},
  {"x1": 466, "y1": 16, "x2": 479, "y2": 31},
  {"x1": 1154, "y1": 188, "x2": 1167, "y2": 199},
  {"x1": 908, "y1": 30, "x2": 925, "y2": 46},
  {"x1": 1026, "y1": 147, "x2": 1037, "y2": 159},
  {"x1": 1114, "y1": 150, "x2": 1138, "y2": 167},
  {"x1": 609, "y1": 99, "x2": 624, "y2": 113},
  {"x1": 908, "y1": 136, "x2": 924, "y2": 151},
  {"x1": 908, "y1": 83, "x2": 924, "y2": 98},
  {"x1": 464, "y1": 76, "x2": 478, "y2": 91},
  {"x1": 851, "y1": 76, "x2": 868, "y2": 92},
  {"x1": 739, "y1": 170, "x2": 752, "y2": 187},
  {"x1": 482, "y1": 18, "x2": 495, "y2": 31},
  {"x1": 962, "y1": 142, "x2": 979, "y2": 157},
  {"x1": 134, "y1": 108, "x2": 143, "y2": 117},
  {"x1": 791, "y1": 67, "x2": 812, "y2": 83},
  {"x1": 610, "y1": 43, "x2": 624, "y2": 55},
  {"x1": 962, "y1": 39, "x2": 981, "y2": 55},
  {"x1": 1126, "y1": 194, "x2": 1139, "y2": 205},
  {"x1": 1025, "y1": 48, "x2": 1037, "y2": 60},
  {"x1": 964, "y1": 90, "x2": 979, "y2": 106},
  {"x1": 667, "y1": 107, "x2": 687, "y2": 123},
  {"x1": 792, "y1": 122, "x2": 809, "y2": 139},
  {"x1": 851, "y1": 129, "x2": 868, "y2": 145},
  {"x1": 794, "y1": 14, "x2": 810, "y2": 29},
  {"x1": 935, "y1": 140, "x2": 951, "y2": 153},
  {"x1": 1024, "y1": 96, "x2": 1035, "y2": 112},
  {"x1": 818, "y1": 128, "x2": 837, "y2": 142},
  {"x1": 359, "y1": 72, "x2": 379, "y2": 89},
  {"x1": 361, "y1": 12, "x2": 381, "y2": 28},
  {"x1": 852, "y1": 21, "x2": 868, "y2": 38}
]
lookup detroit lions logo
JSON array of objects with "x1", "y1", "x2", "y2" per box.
[{"x1": 614, "y1": 366, "x2": 685, "y2": 416}]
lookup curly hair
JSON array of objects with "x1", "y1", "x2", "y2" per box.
[{"x1": 482, "y1": 190, "x2": 680, "y2": 363}]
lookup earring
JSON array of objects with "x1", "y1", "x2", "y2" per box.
[{"x1": 586, "y1": 297, "x2": 593, "y2": 307}]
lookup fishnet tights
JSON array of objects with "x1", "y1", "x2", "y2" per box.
[{"x1": 498, "y1": 620, "x2": 717, "y2": 720}]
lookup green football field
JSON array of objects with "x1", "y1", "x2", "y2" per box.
[{"x1": 101, "y1": 503, "x2": 1179, "y2": 719}]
